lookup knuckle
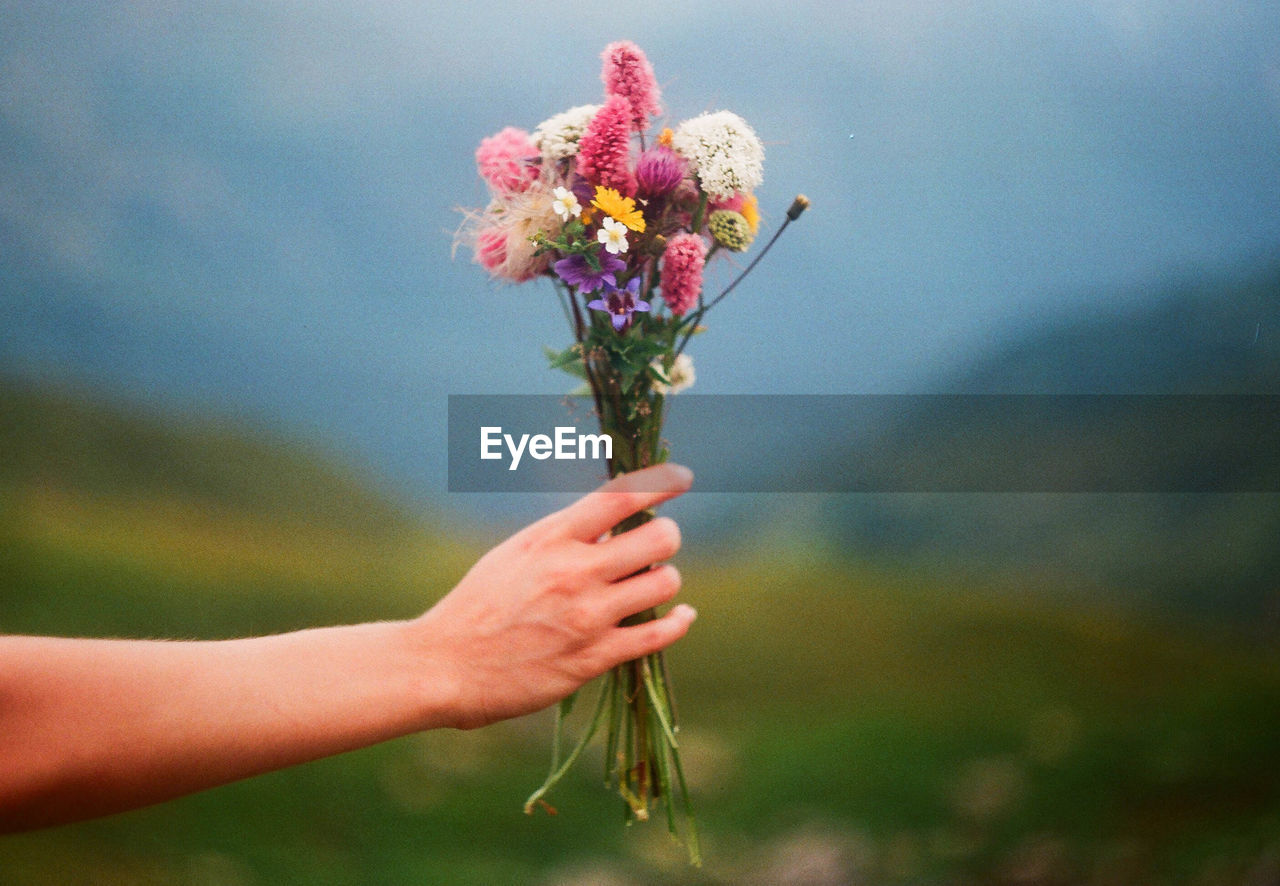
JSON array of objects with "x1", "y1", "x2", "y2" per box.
[
  {"x1": 562, "y1": 602, "x2": 600, "y2": 638},
  {"x1": 501, "y1": 531, "x2": 535, "y2": 560},
  {"x1": 540, "y1": 561, "x2": 582, "y2": 596},
  {"x1": 510, "y1": 524, "x2": 554, "y2": 559}
]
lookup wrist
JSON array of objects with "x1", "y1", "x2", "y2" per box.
[{"x1": 393, "y1": 614, "x2": 468, "y2": 732}]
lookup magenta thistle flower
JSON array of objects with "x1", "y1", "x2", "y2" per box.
[
  {"x1": 660, "y1": 233, "x2": 706, "y2": 316},
  {"x1": 554, "y1": 249, "x2": 625, "y2": 293},
  {"x1": 601, "y1": 40, "x2": 661, "y2": 131},
  {"x1": 576, "y1": 96, "x2": 637, "y2": 197},
  {"x1": 635, "y1": 145, "x2": 686, "y2": 199},
  {"x1": 587, "y1": 277, "x2": 650, "y2": 331},
  {"x1": 475, "y1": 127, "x2": 540, "y2": 195}
]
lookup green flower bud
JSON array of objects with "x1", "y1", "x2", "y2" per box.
[{"x1": 707, "y1": 210, "x2": 753, "y2": 252}]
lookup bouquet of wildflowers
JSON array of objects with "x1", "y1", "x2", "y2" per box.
[{"x1": 458, "y1": 41, "x2": 805, "y2": 863}]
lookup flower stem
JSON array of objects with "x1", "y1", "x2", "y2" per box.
[
  {"x1": 674, "y1": 194, "x2": 809, "y2": 359},
  {"x1": 523, "y1": 672, "x2": 613, "y2": 815},
  {"x1": 529, "y1": 357, "x2": 701, "y2": 864}
]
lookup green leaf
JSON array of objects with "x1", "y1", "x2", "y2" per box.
[{"x1": 543, "y1": 344, "x2": 587, "y2": 379}]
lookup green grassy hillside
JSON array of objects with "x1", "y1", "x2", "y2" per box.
[
  {"x1": 0, "y1": 373, "x2": 479, "y2": 638},
  {"x1": 2, "y1": 377, "x2": 1278, "y2": 885}
]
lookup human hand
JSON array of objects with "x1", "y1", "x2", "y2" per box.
[{"x1": 410, "y1": 463, "x2": 696, "y2": 730}]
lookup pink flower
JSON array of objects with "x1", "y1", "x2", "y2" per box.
[
  {"x1": 601, "y1": 40, "x2": 661, "y2": 132},
  {"x1": 576, "y1": 96, "x2": 637, "y2": 197},
  {"x1": 712, "y1": 193, "x2": 745, "y2": 213},
  {"x1": 475, "y1": 127, "x2": 540, "y2": 196},
  {"x1": 660, "y1": 233, "x2": 706, "y2": 316},
  {"x1": 635, "y1": 145, "x2": 686, "y2": 199},
  {"x1": 473, "y1": 227, "x2": 507, "y2": 272},
  {"x1": 462, "y1": 182, "x2": 559, "y2": 282}
]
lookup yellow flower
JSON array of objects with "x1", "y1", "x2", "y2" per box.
[
  {"x1": 658, "y1": 127, "x2": 674, "y2": 147},
  {"x1": 591, "y1": 186, "x2": 646, "y2": 233},
  {"x1": 740, "y1": 193, "x2": 761, "y2": 234}
]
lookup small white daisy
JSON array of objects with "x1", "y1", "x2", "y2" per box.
[
  {"x1": 597, "y1": 217, "x2": 629, "y2": 254},
  {"x1": 551, "y1": 186, "x2": 581, "y2": 222}
]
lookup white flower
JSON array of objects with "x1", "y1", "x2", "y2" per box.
[
  {"x1": 598, "y1": 217, "x2": 629, "y2": 254},
  {"x1": 651, "y1": 353, "x2": 695, "y2": 395},
  {"x1": 532, "y1": 104, "x2": 601, "y2": 162},
  {"x1": 671, "y1": 110, "x2": 764, "y2": 200},
  {"x1": 551, "y1": 186, "x2": 581, "y2": 222}
]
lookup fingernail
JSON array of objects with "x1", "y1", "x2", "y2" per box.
[
  {"x1": 676, "y1": 603, "x2": 697, "y2": 622},
  {"x1": 667, "y1": 463, "x2": 693, "y2": 487}
]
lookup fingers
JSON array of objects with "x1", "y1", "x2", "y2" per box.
[
  {"x1": 604, "y1": 604, "x2": 698, "y2": 666},
  {"x1": 555, "y1": 464, "x2": 693, "y2": 543},
  {"x1": 602, "y1": 563, "x2": 682, "y2": 625},
  {"x1": 592, "y1": 516, "x2": 681, "y2": 582}
]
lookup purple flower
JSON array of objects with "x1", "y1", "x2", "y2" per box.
[
  {"x1": 571, "y1": 178, "x2": 596, "y2": 210},
  {"x1": 553, "y1": 249, "x2": 625, "y2": 293},
  {"x1": 635, "y1": 145, "x2": 686, "y2": 199},
  {"x1": 587, "y1": 276, "x2": 651, "y2": 331}
]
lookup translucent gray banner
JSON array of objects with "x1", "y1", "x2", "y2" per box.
[{"x1": 447, "y1": 395, "x2": 1280, "y2": 493}]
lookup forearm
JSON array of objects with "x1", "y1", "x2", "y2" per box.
[
  {"x1": 0, "y1": 622, "x2": 443, "y2": 832},
  {"x1": 0, "y1": 463, "x2": 695, "y2": 834}
]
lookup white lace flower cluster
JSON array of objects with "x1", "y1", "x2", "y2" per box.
[
  {"x1": 670, "y1": 111, "x2": 765, "y2": 201},
  {"x1": 532, "y1": 104, "x2": 601, "y2": 162}
]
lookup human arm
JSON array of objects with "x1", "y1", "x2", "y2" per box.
[{"x1": 0, "y1": 463, "x2": 695, "y2": 832}]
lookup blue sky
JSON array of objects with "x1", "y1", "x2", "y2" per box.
[{"x1": 3, "y1": 0, "x2": 1278, "y2": 507}]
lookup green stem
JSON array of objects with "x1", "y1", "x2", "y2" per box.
[
  {"x1": 641, "y1": 656, "x2": 678, "y2": 747},
  {"x1": 674, "y1": 197, "x2": 806, "y2": 360},
  {"x1": 530, "y1": 364, "x2": 701, "y2": 864},
  {"x1": 523, "y1": 672, "x2": 613, "y2": 815},
  {"x1": 690, "y1": 192, "x2": 708, "y2": 233}
]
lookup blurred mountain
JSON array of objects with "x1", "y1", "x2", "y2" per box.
[
  {"x1": 0, "y1": 373, "x2": 416, "y2": 538},
  {"x1": 805, "y1": 261, "x2": 1280, "y2": 627},
  {"x1": 951, "y1": 261, "x2": 1280, "y2": 395}
]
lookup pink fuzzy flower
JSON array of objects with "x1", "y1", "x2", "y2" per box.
[
  {"x1": 475, "y1": 127, "x2": 540, "y2": 196},
  {"x1": 575, "y1": 96, "x2": 637, "y2": 196},
  {"x1": 602, "y1": 40, "x2": 661, "y2": 131},
  {"x1": 660, "y1": 233, "x2": 706, "y2": 317},
  {"x1": 635, "y1": 145, "x2": 686, "y2": 199},
  {"x1": 474, "y1": 227, "x2": 507, "y2": 272}
]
